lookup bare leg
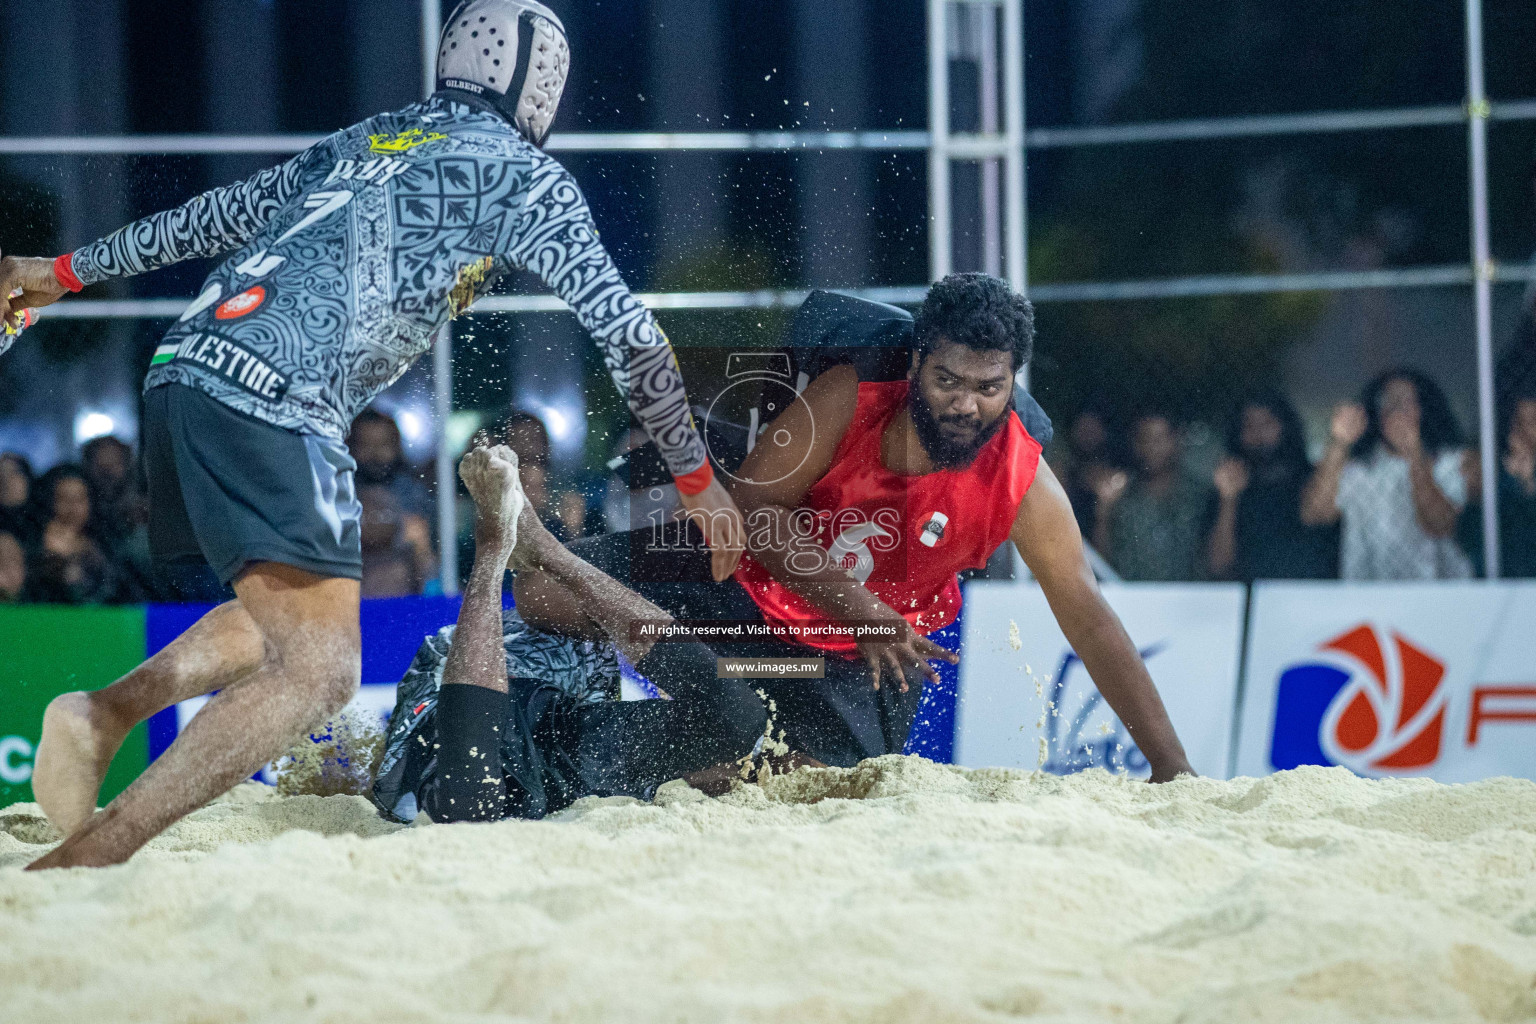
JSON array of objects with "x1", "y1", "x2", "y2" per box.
[
  {"x1": 442, "y1": 446, "x2": 521, "y2": 695},
  {"x1": 426, "y1": 447, "x2": 523, "y2": 823},
  {"x1": 512, "y1": 567, "x2": 605, "y2": 641},
  {"x1": 510, "y1": 531, "x2": 670, "y2": 665},
  {"x1": 27, "y1": 564, "x2": 360, "y2": 869},
  {"x1": 32, "y1": 600, "x2": 266, "y2": 835}
]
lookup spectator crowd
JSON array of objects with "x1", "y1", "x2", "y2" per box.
[
  {"x1": 0, "y1": 405, "x2": 600, "y2": 606},
  {"x1": 3, "y1": 365, "x2": 1534, "y2": 607},
  {"x1": 1061, "y1": 368, "x2": 1536, "y2": 583}
]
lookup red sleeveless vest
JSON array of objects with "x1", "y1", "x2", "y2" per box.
[{"x1": 734, "y1": 380, "x2": 1042, "y2": 655}]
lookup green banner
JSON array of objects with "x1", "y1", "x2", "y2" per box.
[{"x1": 0, "y1": 605, "x2": 149, "y2": 809}]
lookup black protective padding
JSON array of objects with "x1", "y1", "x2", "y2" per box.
[{"x1": 427, "y1": 683, "x2": 510, "y2": 823}]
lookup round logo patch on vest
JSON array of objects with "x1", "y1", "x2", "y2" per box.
[{"x1": 214, "y1": 286, "x2": 266, "y2": 320}]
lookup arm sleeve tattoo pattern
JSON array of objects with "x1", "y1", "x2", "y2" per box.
[{"x1": 506, "y1": 153, "x2": 707, "y2": 478}]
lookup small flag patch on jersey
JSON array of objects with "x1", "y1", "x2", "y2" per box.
[
  {"x1": 149, "y1": 332, "x2": 291, "y2": 402},
  {"x1": 919, "y1": 511, "x2": 949, "y2": 548}
]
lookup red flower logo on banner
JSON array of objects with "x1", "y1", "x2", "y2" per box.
[{"x1": 1319, "y1": 624, "x2": 1448, "y2": 772}]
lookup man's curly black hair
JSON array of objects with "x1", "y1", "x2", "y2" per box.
[{"x1": 912, "y1": 272, "x2": 1035, "y2": 372}]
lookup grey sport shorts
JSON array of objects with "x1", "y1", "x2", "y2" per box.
[{"x1": 142, "y1": 383, "x2": 362, "y2": 584}]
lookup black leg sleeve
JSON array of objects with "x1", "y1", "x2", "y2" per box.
[
  {"x1": 575, "y1": 641, "x2": 769, "y2": 799},
  {"x1": 424, "y1": 683, "x2": 510, "y2": 823},
  {"x1": 636, "y1": 640, "x2": 768, "y2": 750}
]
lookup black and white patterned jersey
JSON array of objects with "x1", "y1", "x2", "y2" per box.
[{"x1": 69, "y1": 93, "x2": 707, "y2": 476}]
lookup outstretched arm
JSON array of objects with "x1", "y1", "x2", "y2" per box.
[
  {"x1": 1013, "y1": 459, "x2": 1193, "y2": 781},
  {"x1": 509, "y1": 154, "x2": 742, "y2": 580},
  {"x1": 69, "y1": 147, "x2": 323, "y2": 286},
  {"x1": 0, "y1": 146, "x2": 324, "y2": 334}
]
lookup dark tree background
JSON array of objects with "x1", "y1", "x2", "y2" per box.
[{"x1": 1027, "y1": 0, "x2": 1536, "y2": 427}]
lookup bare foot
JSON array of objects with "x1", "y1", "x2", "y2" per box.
[
  {"x1": 32, "y1": 692, "x2": 127, "y2": 836},
  {"x1": 504, "y1": 485, "x2": 561, "y2": 575},
  {"x1": 458, "y1": 445, "x2": 526, "y2": 555}
]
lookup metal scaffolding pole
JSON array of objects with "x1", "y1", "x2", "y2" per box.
[
  {"x1": 1467, "y1": 0, "x2": 1500, "y2": 580},
  {"x1": 1003, "y1": 0, "x2": 1025, "y2": 296},
  {"x1": 421, "y1": 0, "x2": 460, "y2": 594},
  {"x1": 928, "y1": 0, "x2": 952, "y2": 281}
]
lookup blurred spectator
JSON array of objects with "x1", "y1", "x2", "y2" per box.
[
  {"x1": 27, "y1": 465, "x2": 118, "y2": 604},
  {"x1": 80, "y1": 436, "x2": 135, "y2": 543},
  {"x1": 1206, "y1": 391, "x2": 1337, "y2": 581},
  {"x1": 454, "y1": 409, "x2": 596, "y2": 584},
  {"x1": 500, "y1": 410, "x2": 553, "y2": 469},
  {"x1": 1302, "y1": 369, "x2": 1472, "y2": 580},
  {"x1": 1093, "y1": 411, "x2": 1212, "y2": 581},
  {"x1": 81, "y1": 435, "x2": 153, "y2": 600},
  {"x1": 1058, "y1": 408, "x2": 1121, "y2": 541},
  {"x1": 498, "y1": 409, "x2": 587, "y2": 538},
  {"x1": 359, "y1": 484, "x2": 435, "y2": 598},
  {"x1": 0, "y1": 452, "x2": 41, "y2": 543},
  {"x1": 0, "y1": 531, "x2": 25, "y2": 602},
  {"x1": 1459, "y1": 387, "x2": 1536, "y2": 578},
  {"x1": 349, "y1": 409, "x2": 432, "y2": 522}
]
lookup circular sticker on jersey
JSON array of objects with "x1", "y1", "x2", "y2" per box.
[
  {"x1": 918, "y1": 511, "x2": 949, "y2": 548},
  {"x1": 214, "y1": 286, "x2": 266, "y2": 321}
]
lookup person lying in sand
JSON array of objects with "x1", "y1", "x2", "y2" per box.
[{"x1": 372, "y1": 446, "x2": 805, "y2": 824}]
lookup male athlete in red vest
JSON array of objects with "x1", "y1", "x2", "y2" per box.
[{"x1": 517, "y1": 274, "x2": 1192, "y2": 781}]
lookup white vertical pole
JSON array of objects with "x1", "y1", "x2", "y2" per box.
[
  {"x1": 1466, "y1": 0, "x2": 1500, "y2": 579},
  {"x1": 1003, "y1": 0, "x2": 1025, "y2": 295},
  {"x1": 928, "y1": 0, "x2": 952, "y2": 281},
  {"x1": 423, "y1": 0, "x2": 461, "y2": 594},
  {"x1": 1003, "y1": 0, "x2": 1028, "y2": 392},
  {"x1": 978, "y1": 7, "x2": 1002, "y2": 278},
  {"x1": 421, "y1": 0, "x2": 441, "y2": 100},
  {"x1": 433, "y1": 328, "x2": 459, "y2": 595}
]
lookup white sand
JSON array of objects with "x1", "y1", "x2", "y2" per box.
[{"x1": 3, "y1": 757, "x2": 1535, "y2": 1023}]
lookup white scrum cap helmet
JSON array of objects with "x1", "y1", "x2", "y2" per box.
[{"x1": 437, "y1": 0, "x2": 570, "y2": 147}]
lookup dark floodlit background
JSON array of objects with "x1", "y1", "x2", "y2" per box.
[{"x1": 2, "y1": 0, "x2": 1535, "y2": 488}]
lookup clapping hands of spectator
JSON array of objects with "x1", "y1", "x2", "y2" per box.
[
  {"x1": 1092, "y1": 469, "x2": 1129, "y2": 510},
  {"x1": 1213, "y1": 457, "x2": 1250, "y2": 501},
  {"x1": 400, "y1": 513, "x2": 436, "y2": 576},
  {"x1": 1507, "y1": 434, "x2": 1536, "y2": 493},
  {"x1": 1329, "y1": 403, "x2": 1368, "y2": 450}
]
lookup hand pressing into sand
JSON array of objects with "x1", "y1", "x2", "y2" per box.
[
  {"x1": 856, "y1": 612, "x2": 958, "y2": 693},
  {"x1": 1147, "y1": 757, "x2": 1196, "y2": 783}
]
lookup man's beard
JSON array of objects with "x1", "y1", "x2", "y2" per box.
[{"x1": 909, "y1": 385, "x2": 1011, "y2": 470}]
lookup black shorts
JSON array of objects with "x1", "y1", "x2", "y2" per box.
[
  {"x1": 143, "y1": 383, "x2": 362, "y2": 585},
  {"x1": 567, "y1": 525, "x2": 927, "y2": 767}
]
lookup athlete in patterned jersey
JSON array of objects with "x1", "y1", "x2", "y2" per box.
[
  {"x1": 4, "y1": 0, "x2": 742, "y2": 870},
  {"x1": 516, "y1": 275, "x2": 1195, "y2": 779}
]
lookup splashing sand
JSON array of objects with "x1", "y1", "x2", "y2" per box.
[
  {"x1": 3, "y1": 757, "x2": 1535, "y2": 1023},
  {"x1": 272, "y1": 709, "x2": 385, "y2": 799}
]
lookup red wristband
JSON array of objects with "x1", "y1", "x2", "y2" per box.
[
  {"x1": 673, "y1": 461, "x2": 714, "y2": 496},
  {"x1": 53, "y1": 253, "x2": 84, "y2": 293}
]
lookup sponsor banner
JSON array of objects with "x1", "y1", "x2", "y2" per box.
[
  {"x1": 953, "y1": 582, "x2": 1246, "y2": 779},
  {"x1": 1236, "y1": 582, "x2": 1536, "y2": 783},
  {"x1": 0, "y1": 605, "x2": 149, "y2": 807},
  {"x1": 904, "y1": 613, "x2": 964, "y2": 762}
]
